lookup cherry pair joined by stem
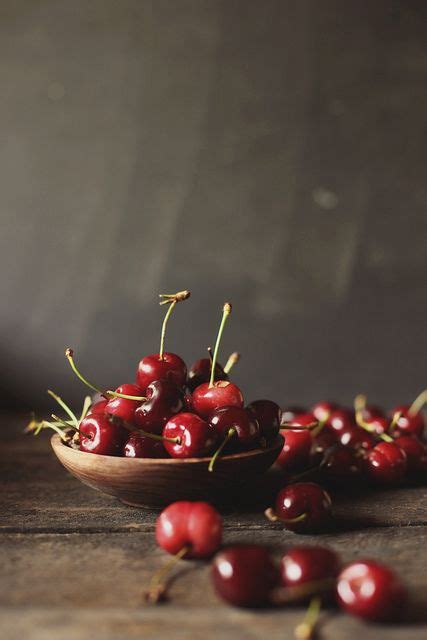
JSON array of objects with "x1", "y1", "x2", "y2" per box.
[
  {"x1": 136, "y1": 291, "x2": 190, "y2": 391},
  {"x1": 265, "y1": 482, "x2": 332, "y2": 533},
  {"x1": 192, "y1": 304, "x2": 244, "y2": 419},
  {"x1": 336, "y1": 559, "x2": 407, "y2": 622}
]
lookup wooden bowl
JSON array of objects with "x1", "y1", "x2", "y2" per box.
[{"x1": 51, "y1": 434, "x2": 283, "y2": 508}]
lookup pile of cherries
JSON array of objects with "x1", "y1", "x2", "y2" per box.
[
  {"x1": 150, "y1": 499, "x2": 407, "y2": 636},
  {"x1": 29, "y1": 291, "x2": 281, "y2": 471},
  {"x1": 277, "y1": 393, "x2": 427, "y2": 488}
]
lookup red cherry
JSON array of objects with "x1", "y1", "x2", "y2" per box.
[
  {"x1": 365, "y1": 441, "x2": 407, "y2": 484},
  {"x1": 280, "y1": 546, "x2": 341, "y2": 593},
  {"x1": 336, "y1": 560, "x2": 407, "y2": 621},
  {"x1": 136, "y1": 352, "x2": 187, "y2": 392},
  {"x1": 311, "y1": 401, "x2": 338, "y2": 422},
  {"x1": 327, "y1": 409, "x2": 355, "y2": 434},
  {"x1": 156, "y1": 501, "x2": 222, "y2": 558},
  {"x1": 394, "y1": 435, "x2": 427, "y2": 476},
  {"x1": 79, "y1": 414, "x2": 129, "y2": 456},
  {"x1": 134, "y1": 379, "x2": 185, "y2": 434},
  {"x1": 211, "y1": 545, "x2": 279, "y2": 607},
  {"x1": 339, "y1": 425, "x2": 374, "y2": 451},
  {"x1": 321, "y1": 446, "x2": 363, "y2": 482},
  {"x1": 360, "y1": 404, "x2": 384, "y2": 421},
  {"x1": 246, "y1": 400, "x2": 281, "y2": 441},
  {"x1": 281, "y1": 406, "x2": 307, "y2": 423},
  {"x1": 209, "y1": 406, "x2": 260, "y2": 449},
  {"x1": 86, "y1": 399, "x2": 108, "y2": 416},
  {"x1": 104, "y1": 383, "x2": 144, "y2": 423},
  {"x1": 123, "y1": 433, "x2": 167, "y2": 458},
  {"x1": 363, "y1": 415, "x2": 389, "y2": 436},
  {"x1": 266, "y1": 482, "x2": 332, "y2": 532},
  {"x1": 192, "y1": 381, "x2": 244, "y2": 419},
  {"x1": 390, "y1": 405, "x2": 424, "y2": 437},
  {"x1": 276, "y1": 429, "x2": 312, "y2": 473},
  {"x1": 162, "y1": 413, "x2": 217, "y2": 458}
]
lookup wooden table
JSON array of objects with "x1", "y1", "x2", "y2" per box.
[{"x1": 1, "y1": 413, "x2": 426, "y2": 639}]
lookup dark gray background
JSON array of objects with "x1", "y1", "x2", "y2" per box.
[{"x1": 1, "y1": 0, "x2": 426, "y2": 412}]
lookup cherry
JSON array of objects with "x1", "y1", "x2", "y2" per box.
[
  {"x1": 156, "y1": 501, "x2": 222, "y2": 558},
  {"x1": 134, "y1": 379, "x2": 185, "y2": 435},
  {"x1": 280, "y1": 546, "x2": 341, "y2": 592},
  {"x1": 311, "y1": 401, "x2": 338, "y2": 422},
  {"x1": 389, "y1": 405, "x2": 424, "y2": 437},
  {"x1": 104, "y1": 383, "x2": 144, "y2": 423},
  {"x1": 327, "y1": 409, "x2": 355, "y2": 434},
  {"x1": 211, "y1": 545, "x2": 279, "y2": 607},
  {"x1": 321, "y1": 445, "x2": 363, "y2": 482},
  {"x1": 361, "y1": 415, "x2": 389, "y2": 436},
  {"x1": 123, "y1": 433, "x2": 167, "y2": 458},
  {"x1": 136, "y1": 291, "x2": 190, "y2": 391},
  {"x1": 246, "y1": 399, "x2": 281, "y2": 441},
  {"x1": 394, "y1": 435, "x2": 427, "y2": 476},
  {"x1": 147, "y1": 501, "x2": 222, "y2": 603},
  {"x1": 192, "y1": 304, "x2": 244, "y2": 419},
  {"x1": 208, "y1": 406, "x2": 260, "y2": 471},
  {"x1": 365, "y1": 441, "x2": 407, "y2": 485},
  {"x1": 266, "y1": 482, "x2": 332, "y2": 533},
  {"x1": 187, "y1": 349, "x2": 240, "y2": 393},
  {"x1": 79, "y1": 414, "x2": 129, "y2": 456},
  {"x1": 336, "y1": 560, "x2": 407, "y2": 621},
  {"x1": 360, "y1": 404, "x2": 384, "y2": 421},
  {"x1": 86, "y1": 399, "x2": 108, "y2": 416},
  {"x1": 339, "y1": 424, "x2": 374, "y2": 451},
  {"x1": 162, "y1": 413, "x2": 217, "y2": 458},
  {"x1": 276, "y1": 428, "x2": 312, "y2": 473}
]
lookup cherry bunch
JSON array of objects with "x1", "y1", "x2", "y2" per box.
[
  {"x1": 277, "y1": 393, "x2": 427, "y2": 487},
  {"x1": 28, "y1": 291, "x2": 281, "y2": 470},
  {"x1": 148, "y1": 499, "x2": 407, "y2": 638}
]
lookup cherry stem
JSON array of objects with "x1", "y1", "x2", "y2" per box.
[
  {"x1": 409, "y1": 389, "x2": 427, "y2": 416},
  {"x1": 47, "y1": 389, "x2": 78, "y2": 426},
  {"x1": 145, "y1": 546, "x2": 189, "y2": 604},
  {"x1": 294, "y1": 596, "x2": 322, "y2": 640},
  {"x1": 264, "y1": 508, "x2": 307, "y2": 525},
  {"x1": 389, "y1": 411, "x2": 403, "y2": 433},
  {"x1": 119, "y1": 420, "x2": 180, "y2": 445},
  {"x1": 79, "y1": 396, "x2": 93, "y2": 422},
  {"x1": 105, "y1": 391, "x2": 147, "y2": 401},
  {"x1": 65, "y1": 348, "x2": 104, "y2": 395},
  {"x1": 209, "y1": 303, "x2": 232, "y2": 388},
  {"x1": 354, "y1": 393, "x2": 367, "y2": 413},
  {"x1": 158, "y1": 290, "x2": 190, "y2": 360},
  {"x1": 51, "y1": 414, "x2": 92, "y2": 440},
  {"x1": 223, "y1": 352, "x2": 240, "y2": 375},
  {"x1": 208, "y1": 427, "x2": 236, "y2": 472},
  {"x1": 271, "y1": 579, "x2": 334, "y2": 606}
]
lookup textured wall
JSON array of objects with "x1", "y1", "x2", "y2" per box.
[{"x1": 1, "y1": 0, "x2": 426, "y2": 412}]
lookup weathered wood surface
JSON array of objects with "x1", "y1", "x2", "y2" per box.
[{"x1": 1, "y1": 414, "x2": 426, "y2": 639}]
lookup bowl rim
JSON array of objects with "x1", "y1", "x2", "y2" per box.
[{"x1": 51, "y1": 433, "x2": 284, "y2": 465}]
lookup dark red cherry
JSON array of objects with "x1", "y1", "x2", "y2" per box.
[
  {"x1": 267, "y1": 482, "x2": 332, "y2": 533},
  {"x1": 394, "y1": 435, "x2": 427, "y2": 475},
  {"x1": 163, "y1": 412, "x2": 217, "y2": 458},
  {"x1": 136, "y1": 352, "x2": 187, "y2": 393},
  {"x1": 360, "y1": 404, "x2": 384, "y2": 421},
  {"x1": 209, "y1": 406, "x2": 260, "y2": 450},
  {"x1": 280, "y1": 546, "x2": 341, "y2": 594},
  {"x1": 310, "y1": 425, "x2": 339, "y2": 465},
  {"x1": 86, "y1": 399, "x2": 108, "y2": 416},
  {"x1": 246, "y1": 400, "x2": 281, "y2": 441},
  {"x1": 339, "y1": 425, "x2": 374, "y2": 451},
  {"x1": 134, "y1": 379, "x2": 185, "y2": 435},
  {"x1": 124, "y1": 433, "x2": 167, "y2": 458},
  {"x1": 327, "y1": 409, "x2": 355, "y2": 434},
  {"x1": 156, "y1": 501, "x2": 222, "y2": 558},
  {"x1": 311, "y1": 401, "x2": 337, "y2": 422},
  {"x1": 363, "y1": 415, "x2": 389, "y2": 436},
  {"x1": 211, "y1": 545, "x2": 279, "y2": 607},
  {"x1": 336, "y1": 560, "x2": 407, "y2": 621},
  {"x1": 321, "y1": 445, "x2": 363, "y2": 482},
  {"x1": 389, "y1": 405, "x2": 424, "y2": 437},
  {"x1": 276, "y1": 428, "x2": 312, "y2": 473},
  {"x1": 105, "y1": 383, "x2": 144, "y2": 423},
  {"x1": 187, "y1": 358, "x2": 227, "y2": 392},
  {"x1": 192, "y1": 381, "x2": 244, "y2": 419},
  {"x1": 281, "y1": 406, "x2": 307, "y2": 423},
  {"x1": 79, "y1": 414, "x2": 129, "y2": 456},
  {"x1": 365, "y1": 441, "x2": 407, "y2": 484}
]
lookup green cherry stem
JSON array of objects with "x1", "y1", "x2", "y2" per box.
[
  {"x1": 158, "y1": 290, "x2": 190, "y2": 360},
  {"x1": 208, "y1": 427, "x2": 236, "y2": 472},
  {"x1": 51, "y1": 414, "x2": 92, "y2": 440},
  {"x1": 355, "y1": 409, "x2": 394, "y2": 442},
  {"x1": 409, "y1": 389, "x2": 427, "y2": 416},
  {"x1": 117, "y1": 419, "x2": 180, "y2": 445},
  {"x1": 294, "y1": 596, "x2": 322, "y2": 640},
  {"x1": 105, "y1": 391, "x2": 147, "y2": 401},
  {"x1": 389, "y1": 411, "x2": 403, "y2": 433},
  {"x1": 209, "y1": 303, "x2": 232, "y2": 388},
  {"x1": 79, "y1": 396, "x2": 93, "y2": 422},
  {"x1": 47, "y1": 389, "x2": 78, "y2": 426},
  {"x1": 264, "y1": 508, "x2": 307, "y2": 525},
  {"x1": 145, "y1": 545, "x2": 189, "y2": 604},
  {"x1": 223, "y1": 351, "x2": 240, "y2": 375}
]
